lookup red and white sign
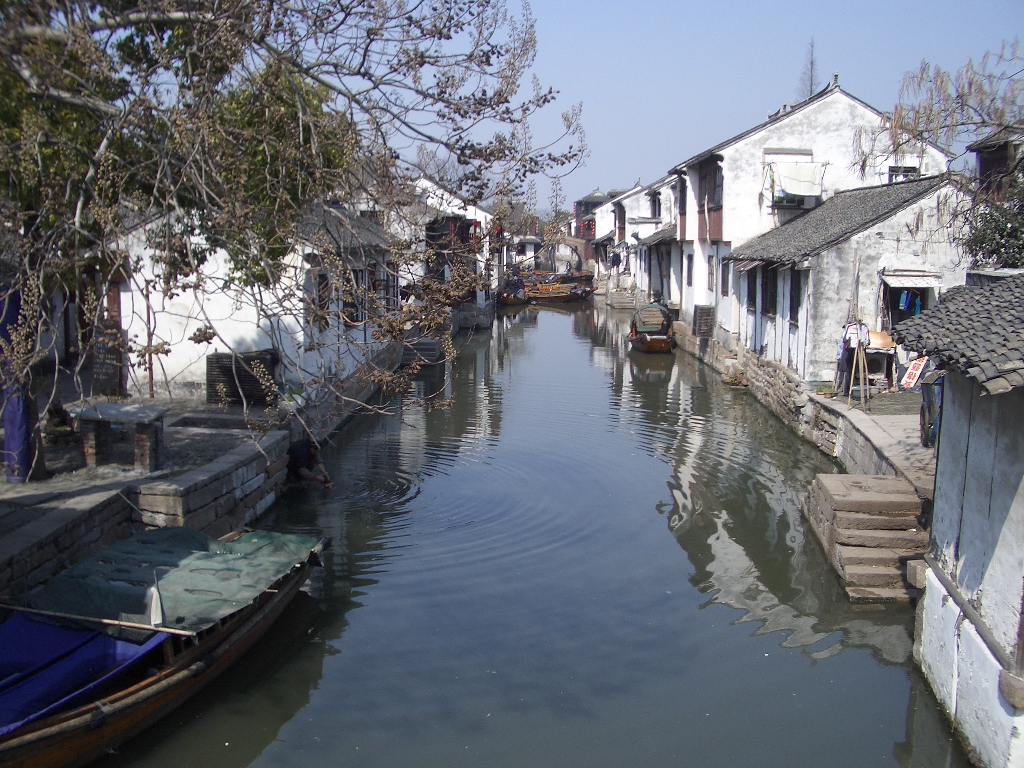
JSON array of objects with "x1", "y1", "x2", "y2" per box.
[{"x1": 901, "y1": 356, "x2": 929, "y2": 390}]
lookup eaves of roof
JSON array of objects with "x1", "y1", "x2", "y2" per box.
[
  {"x1": 891, "y1": 273, "x2": 1024, "y2": 395},
  {"x1": 639, "y1": 225, "x2": 677, "y2": 246}
]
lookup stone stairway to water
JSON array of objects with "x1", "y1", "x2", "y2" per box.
[{"x1": 802, "y1": 474, "x2": 927, "y2": 602}]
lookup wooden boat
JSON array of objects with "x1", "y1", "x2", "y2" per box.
[
  {"x1": 497, "y1": 291, "x2": 531, "y2": 306},
  {"x1": 629, "y1": 303, "x2": 675, "y2": 353},
  {"x1": 0, "y1": 528, "x2": 328, "y2": 768},
  {"x1": 528, "y1": 285, "x2": 594, "y2": 303}
]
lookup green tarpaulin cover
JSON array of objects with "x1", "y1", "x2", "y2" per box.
[
  {"x1": 23, "y1": 528, "x2": 320, "y2": 634},
  {"x1": 633, "y1": 304, "x2": 671, "y2": 334}
]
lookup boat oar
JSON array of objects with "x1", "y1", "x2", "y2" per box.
[{"x1": 0, "y1": 602, "x2": 197, "y2": 637}]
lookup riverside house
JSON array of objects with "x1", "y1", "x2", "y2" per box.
[
  {"x1": 722, "y1": 175, "x2": 964, "y2": 385},
  {"x1": 892, "y1": 274, "x2": 1024, "y2": 768},
  {"x1": 667, "y1": 74, "x2": 949, "y2": 345}
]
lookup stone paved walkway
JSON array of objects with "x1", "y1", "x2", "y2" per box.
[{"x1": 810, "y1": 393, "x2": 936, "y2": 501}]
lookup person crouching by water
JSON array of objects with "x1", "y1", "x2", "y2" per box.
[{"x1": 287, "y1": 438, "x2": 332, "y2": 488}]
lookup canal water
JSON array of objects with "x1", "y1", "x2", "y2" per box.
[{"x1": 103, "y1": 305, "x2": 968, "y2": 768}]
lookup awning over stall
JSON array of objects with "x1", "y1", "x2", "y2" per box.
[{"x1": 880, "y1": 269, "x2": 942, "y2": 288}]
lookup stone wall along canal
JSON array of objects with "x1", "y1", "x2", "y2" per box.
[{"x1": 100, "y1": 304, "x2": 968, "y2": 768}]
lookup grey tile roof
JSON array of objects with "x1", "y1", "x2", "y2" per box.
[
  {"x1": 728, "y1": 176, "x2": 949, "y2": 265},
  {"x1": 578, "y1": 190, "x2": 609, "y2": 204},
  {"x1": 298, "y1": 202, "x2": 390, "y2": 252},
  {"x1": 670, "y1": 84, "x2": 891, "y2": 172},
  {"x1": 639, "y1": 225, "x2": 676, "y2": 246},
  {"x1": 891, "y1": 274, "x2": 1024, "y2": 395}
]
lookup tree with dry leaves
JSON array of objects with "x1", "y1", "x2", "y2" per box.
[
  {"x1": 857, "y1": 40, "x2": 1023, "y2": 268},
  {"x1": 0, "y1": 0, "x2": 585, "y2": 479}
]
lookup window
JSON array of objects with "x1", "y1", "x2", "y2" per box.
[
  {"x1": 385, "y1": 261, "x2": 400, "y2": 309},
  {"x1": 764, "y1": 150, "x2": 820, "y2": 209},
  {"x1": 720, "y1": 260, "x2": 730, "y2": 297},
  {"x1": 761, "y1": 268, "x2": 777, "y2": 316},
  {"x1": 697, "y1": 161, "x2": 723, "y2": 211},
  {"x1": 888, "y1": 166, "x2": 920, "y2": 183},
  {"x1": 789, "y1": 268, "x2": 802, "y2": 323},
  {"x1": 305, "y1": 270, "x2": 332, "y2": 331},
  {"x1": 342, "y1": 268, "x2": 365, "y2": 325},
  {"x1": 686, "y1": 253, "x2": 694, "y2": 287},
  {"x1": 649, "y1": 192, "x2": 662, "y2": 219},
  {"x1": 707, "y1": 256, "x2": 715, "y2": 293},
  {"x1": 746, "y1": 269, "x2": 757, "y2": 310}
]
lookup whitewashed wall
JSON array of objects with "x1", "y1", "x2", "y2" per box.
[
  {"x1": 120, "y1": 235, "x2": 393, "y2": 398},
  {"x1": 678, "y1": 86, "x2": 949, "y2": 341},
  {"x1": 918, "y1": 377, "x2": 1024, "y2": 768}
]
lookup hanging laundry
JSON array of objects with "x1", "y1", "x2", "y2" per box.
[
  {"x1": 899, "y1": 290, "x2": 910, "y2": 311},
  {"x1": 913, "y1": 296, "x2": 922, "y2": 315}
]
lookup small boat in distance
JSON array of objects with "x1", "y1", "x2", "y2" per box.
[
  {"x1": 0, "y1": 528, "x2": 328, "y2": 768},
  {"x1": 527, "y1": 284, "x2": 594, "y2": 303},
  {"x1": 629, "y1": 302, "x2": 675, "y2": 353},
  {"x1": 497, "y1": 290, "x2": 532, "y2": 306}
]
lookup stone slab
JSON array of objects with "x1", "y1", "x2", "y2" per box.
[
  {"x1": 836, "y1": 545, "x2": 922, "y2": 568},
  {"x1": 835, "y1": 510, "x2": 922, "y2": 530},
  {"x1": 843, "y1": 564, "x2": 906, "y2": 588},
  {"x1": 836, "y1": 527, "x2": 928, "y2": 549},
  {"x1": 816, "y1": 473, "x2": 921, "y2": 514},
  {"x1": 846, "y1": 585, "x2": 921, "y2": 603}
]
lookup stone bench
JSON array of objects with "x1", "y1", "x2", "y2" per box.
[{"x1": 75, "y1": 404, "x2": 168, "y2": 472}]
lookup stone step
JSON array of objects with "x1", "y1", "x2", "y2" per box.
[
  {"x1": 836, "y1": 545, "x2": 923, "y2": 568},
  {"x1": 842, "y1": 564, "x2": 906, "y2": 588},
  {"x1": 816, "y1": 474, "x2": 922, "y2": 514},
  {"x1": 834, "y1": 510, "x2": 922, "y2": 531},
  {"x1": 835, "y1": 527, "x2": 928, "y2": 549},
  {"x1": 401, "y1": 339, "x2": 442, "y2": 366},
  {"x1": 846, "y1": 585, "x2": 922, "y2": 604}
]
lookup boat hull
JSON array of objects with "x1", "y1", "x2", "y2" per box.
[
  {"x1": 0, "y1": 562, "x2": 312, "y2": 768},
  {"x1": 497, "y1": 294, "x2": 530, "y2": 306},
  {"x1": 528, "y1": 287, "x2": 594, "y2": 303},
  {"x1": 629, "y1": 334, "x2": 675, "y2": 354}
]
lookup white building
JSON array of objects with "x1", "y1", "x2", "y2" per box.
[
  {"x1": 723, "y1": 176, "x2": 965, "y2": 384},
  {"x1": 668, "y1": 75, "x2": 949, "y2": 341},
  {"x1": 119, "y1": 202, "x2": 399, "y2": 402}
]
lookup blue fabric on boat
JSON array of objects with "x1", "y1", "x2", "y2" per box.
[{"x1": 0, "y1": 613, "x2": 166, "y2": 738}]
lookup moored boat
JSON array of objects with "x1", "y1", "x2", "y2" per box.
[
  {"x1": 629, "y1": 302, "x2": 675, "y2": 353},
  {"x1": 0, "y1": 528, "x2": 328, "y2": 768},
  {"x1": 527, "y1": 284, "x2": 594, "y2": 303},
  {"x1": 497, "y1": 290, "x2": 531, "y2": 306}
]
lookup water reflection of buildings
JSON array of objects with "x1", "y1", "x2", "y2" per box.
[
  {"x1": 585, "y1": 304, "x2": 964, "y2": 765},
  {"x1": 592, "y1": 300, "x2": 915, "y2": 667}
]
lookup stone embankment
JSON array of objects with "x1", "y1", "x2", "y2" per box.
[
  {"x1": 128, "y1": 431, "x2": 289, "y2": 538},
  {"x1": 0, "y1": 340, "x2": 403, "y2": 597}
]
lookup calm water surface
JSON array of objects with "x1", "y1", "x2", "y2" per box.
[{"x1": 103, "y1": 305, "x2": 968, "y2": 768}]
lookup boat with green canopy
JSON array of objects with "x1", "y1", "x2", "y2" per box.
[
  {"x1": 629, "y1": 302, "x2": 675, "y2": 353},
  {"x1": 0, "y1": 527, "x2": 328, "y2": 768}
]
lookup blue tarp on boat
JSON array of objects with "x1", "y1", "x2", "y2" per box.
[{"x1": 0, "y1": 613, "x2": 167, "y2": 737}]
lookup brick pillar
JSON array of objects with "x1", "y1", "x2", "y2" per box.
[
  {"x1": 80, "y1": 420, "x2": 111, "y2": 466},
  {"x1": 134, "y1": 421, "x2": 162, "y2": 473}
]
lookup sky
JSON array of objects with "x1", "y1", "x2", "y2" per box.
[{"x1": 522, "y1": 0, "x2": 1022, "y2": 210}]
